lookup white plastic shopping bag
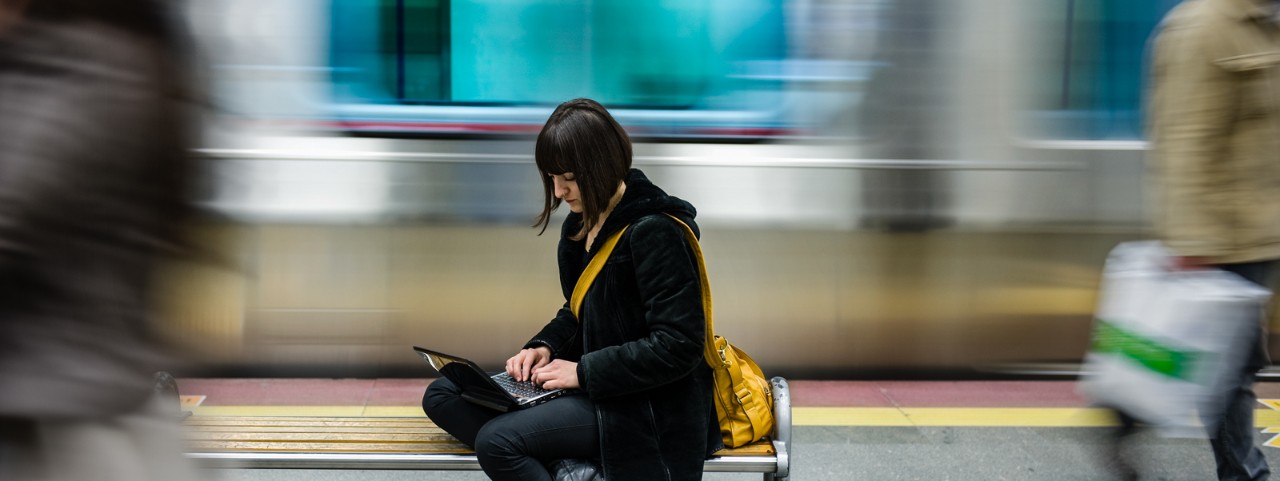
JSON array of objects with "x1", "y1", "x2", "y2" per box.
[{"x1": 1078, "y1": 241, "x2": 1271, "y2": 436}]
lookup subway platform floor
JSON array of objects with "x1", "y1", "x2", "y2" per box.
[{"x1": 182, "y1": 378, "x2": 1280, "y2": 480}]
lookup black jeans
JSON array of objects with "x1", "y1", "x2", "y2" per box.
[
  {"x1": 422, "y1": 377, "x2": 599, "y2": 481},
  {"x1": 1209, "y1": 261, "x2": 1273, "y2": 481}
]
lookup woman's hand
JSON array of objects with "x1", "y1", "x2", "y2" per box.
[
  {"x1": 531, "y1": 360, "x2": 580, "y2": 390},
  {"x1": 506, "y1": 346, "x2": 551, "y2": 382},
  {"x1": 1171, "y1": 256, "x2": 1212, "y2": 271}
]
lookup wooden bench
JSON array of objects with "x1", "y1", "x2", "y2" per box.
[{"x1": 185, "y1": 377, "x2": 792, "y2": 480}]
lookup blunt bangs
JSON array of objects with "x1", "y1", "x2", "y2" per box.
[{"x1": 535, "y1": 120, "x2": 577, "y2": 177}]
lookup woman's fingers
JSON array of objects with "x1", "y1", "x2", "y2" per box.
[
  {"x1": 531, "y1": 360, "x2": 579, "y2": 389},
  {"x1": 506, "y1": 347, "x2": 554, "y2": 382},
  {"x1": 521, "y1": 353, "x2": 538, "y2": 381}
]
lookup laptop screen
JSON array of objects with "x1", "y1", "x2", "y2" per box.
[
  {"x1": 414, "y1": 346, "x2": 570, "y2": 412},
  {"x1": 416, "y1": 349, "x2": 500, "y2": 395}
]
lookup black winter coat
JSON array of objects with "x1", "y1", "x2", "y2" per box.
[{"x1": 525, "y1": 169, "x2": 722, "y2": 481}]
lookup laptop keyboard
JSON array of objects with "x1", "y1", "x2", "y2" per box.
[{"x1": 492, "y1": 374, "x2": 555, "y2": 399}]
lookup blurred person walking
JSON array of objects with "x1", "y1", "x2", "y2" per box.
[
  {"x1": 0, "y1": 1, "x2": 203, "y2": 480},
  {"x1": 1142, "y1": 0, "x2": 1280, "y2": 479}
]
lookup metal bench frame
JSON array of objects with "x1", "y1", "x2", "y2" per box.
[{"x1": 189, "y1": 377, "x2": 791, "y2": 480}]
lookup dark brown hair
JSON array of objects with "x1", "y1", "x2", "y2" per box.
[
  {"x1": 24, "y1": 0, "x2": 173, "y2": 38},
  {"x1": 533, "y1": 98, "x2": 632, "y2": 239}
]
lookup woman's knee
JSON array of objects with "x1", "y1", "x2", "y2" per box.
[
  {"x1": 422, "y1": 378, "x2": 460, "y2": 416},
  {"x1": 474, "y1": 421, "x2": 523, "y2": 463}
]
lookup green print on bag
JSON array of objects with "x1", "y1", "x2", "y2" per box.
[{"x1": 1090, "y1": 319, "x2": 1202, "y2": 381}]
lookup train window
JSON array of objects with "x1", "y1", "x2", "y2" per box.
[
  {"x1": 1022, "y1": 0, "x2": 1179, "y2": 140},
  {"x1": 329, "y1": 0, "x2": 449, "y2": 104},
  {"x1": 326, "y1": 0, "x2": 788, "y2": 138}
]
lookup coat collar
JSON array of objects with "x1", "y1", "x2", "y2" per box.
[
  {"x1": 580, "y1": 169, "x2": 696, "y2": 252},
  {"x1": 1214, "y1": 0, "x2": 1277, "y2": 22}
]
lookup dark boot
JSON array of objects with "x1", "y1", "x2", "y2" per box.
[
  {"x1": 153, "y1": 371, "x2": 192, "y2": 420},
  {"x1": 1102, "y1": 408, "x2": 1140, "y2": 481}
]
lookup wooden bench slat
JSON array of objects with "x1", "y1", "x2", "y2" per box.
[
  {"x1": 713, "y1": 442, "x2": 775, "y2": 457},
  {"x1": 184, "y1": 416, "x2": 774, "y2": 457},
  {"x1": 189, "y1": 432, "x2": 460, "y2": 442},
  {"x1": 189, "y1": 416, "x2": 436, "y2": 422},
  {"x1": 188, "y1": 441, "x2": 474, "y2": 453},
  {"x1": 187, "y1": 417, "x2": 435, "y2": 428},
  {"x1": 191, "y1": 426, "x2": 448, "y2": 434}
]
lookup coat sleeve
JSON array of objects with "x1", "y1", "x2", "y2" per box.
[
  {"x1": 1148, "y1": 20, "x2": 1238, "y2": 258},
  {"x1": 577, "y1": 215, "x2": 706, "y2": 400},
  {"x1": 524, "y1": 301, "x2": 581, "y2": 360}
]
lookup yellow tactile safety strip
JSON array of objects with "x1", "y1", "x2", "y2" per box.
[
  {"x1": 802, "y1": 406, "x2": 1280, "y2": 428},
  {"x1": 794, "y1": 407, "x2": 1117, "y2": 427},
  {"x1": 185, "y1": 405, "x2": 1280, "y2": 428}
]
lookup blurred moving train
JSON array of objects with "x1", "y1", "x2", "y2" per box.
[{"x1": 161, "y1": 0, "x2": 1219, "y2": 378}]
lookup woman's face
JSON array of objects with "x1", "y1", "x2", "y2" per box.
[{"x1": 550, "y1": 172, "x2": 582, "y2": 213}]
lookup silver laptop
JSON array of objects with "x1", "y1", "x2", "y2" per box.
[{"x1": 413, "y1": 346, "x2": 571, "y2": 412}]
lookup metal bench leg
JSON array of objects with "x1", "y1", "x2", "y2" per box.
[
  {"x1": 762, "y1": 440, "x2": 789, "y2": 480},
  {"x1": 768, "y1": 377, "x2": 791, "y2": 481}
]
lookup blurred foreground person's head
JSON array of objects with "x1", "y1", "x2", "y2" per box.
[
  {"x1": 7, "y1": 0, "x2": 176, "y2": 35},
  {"x1": 0, "y1": 0, "x2": 201, "y2": 428},
  {"x1": 0, "y1": 1, "x2": 207, "y2": 479}
]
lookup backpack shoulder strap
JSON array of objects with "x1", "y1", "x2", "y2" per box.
[
  {"x1": 659, "y1": 214, "x2": 722, "y2": 367},
  {"x1": 570, "y1": 225, "x2": 629, "y2": 319},
  {"x1": 571, "y1": 215, "x2": 722, "y2": 368}
]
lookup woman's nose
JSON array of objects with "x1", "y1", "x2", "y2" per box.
[{"x1": 552, "y1": 178, "x2": 566, "y2": 198}]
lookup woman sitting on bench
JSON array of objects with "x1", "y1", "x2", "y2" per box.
[{"x1": 422, "y1": 98, "x2": 721, "y2": 481}]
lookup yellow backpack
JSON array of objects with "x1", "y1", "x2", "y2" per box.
[{"x1": 570, "y1": 214, "x2": 774, "y2": 448}]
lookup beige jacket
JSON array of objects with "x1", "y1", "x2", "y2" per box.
[{"x1": 1149, "y1": 0, "x2": 1280, "y2": 264}]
